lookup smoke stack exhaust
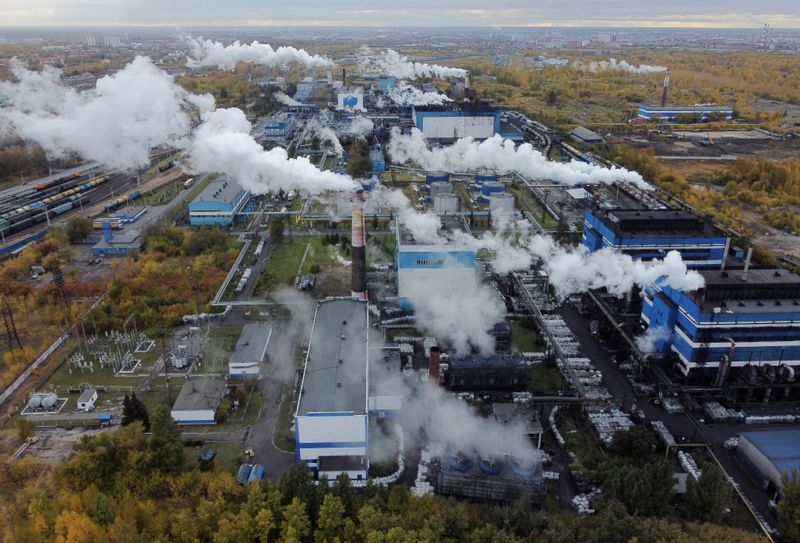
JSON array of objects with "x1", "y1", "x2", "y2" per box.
[
  {"x1": 429, "y1": 346, "x2": 441, "y2": 383},
  {"x1": 351, "y1": 189, "x2": 367, "y2": 300}
]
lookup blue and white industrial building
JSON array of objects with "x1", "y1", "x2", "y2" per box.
[
  {"x1": 637, "y1": 105, "x2": 734, "y2": 122},
  {"x1": 582, "y1": 209, "x2": 728, "y2": 268},
  {"x1": 641, "y1": 267, "x2": 800, "y2": 382},
  {"x1": 188, "y1": 176, "x2": 249, "y2": 227},
  {"x1": 737, "y1": 429, "x2": 800, "y2": 495},
  {"x1": 264, "y1": 111, "x2": 296, "y2": 141},
  {"x1": 395, "y1": 215, "x2": 477, "y2": 307},
  {"x1": 412, "y1": 106, "x2": 501, "y2": 140},
  {"x1": 295, "y1": 299, "x2": 370, "y2": 481}
]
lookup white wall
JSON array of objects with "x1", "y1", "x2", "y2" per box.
[
  {"x1": 296, "y1": 414, "x2": 367, "y2": 462},
  {"x1": 171, "y1": 409, "x2": 216, "y2": 424}
]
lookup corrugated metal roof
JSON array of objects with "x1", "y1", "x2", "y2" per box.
[{"x1": 741, "y1": 429, "x2": 800, "y2": 468}]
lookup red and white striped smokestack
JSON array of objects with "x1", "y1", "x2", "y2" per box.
[
  {"x1": 428, "y1": 346, "x2": 441, "y2": 383},
  {"x1": 351, "y1": 189, "x2": 367, "y2": 300}
]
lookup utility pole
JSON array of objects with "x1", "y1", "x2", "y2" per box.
[
  {"x1": 51, "y1": 259, "x2": 70, "y2": 310},
  {"x1": 2, "y1": 297, "x2": 23, "y2": 353}
]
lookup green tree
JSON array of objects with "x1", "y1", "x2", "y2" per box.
[
  {"x1": 682, "y1": 463, "x2": 732, "y2": 523},
  {"x1": 780, "y1": 470, "x2": 800, "y2": 543},
  {"x1": 598, "y1": 458, "x2": 674, "y2": 517},
  {"x1": 121, "y1": 393, "x2": 150, "y2": 430},
  {"x1": 147, "y1": 405, "x2": 184, "y2": 473},
  {"x1": 610, "y1": 427, "x2": 656, "y2": 460},
  {"x1": 281, "y1": 497, "x2": 311, "y2": 543},
  {"x1": 315, "y1": 494, "x2": 346, "y2": 543},
  {"x1": 546, "y1": 90, "x2": 558, "y2": 105},
  {"x1": 65, "y1": 217, "x2": 92, "y2": 244}
]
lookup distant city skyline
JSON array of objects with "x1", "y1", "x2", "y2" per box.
[{"x1": 0, "y1": 1, "x2": 799, "y2": 28}]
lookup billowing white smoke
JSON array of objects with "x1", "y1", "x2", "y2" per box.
[
  {"x1": 635, "y1": 325, "x2": 673, "y2": 353},
  {"x1": 189, "y1": 108, "x2": 356, "y2": 194},
  {"x1": 527, "y1": 236, "x2": 705, "y2": 298},
  {"x1": 185, "y1": 36, "x2": 333, "y2": 71},
  {"x1": 388, "y1": 128, "x2": 650, "y2": 189},
  {"x1": 584, "y1": 58, "x2": 667, "y2": 74},
  {"x1": 0, "y1": 56, "x2": 214, "y2": 169},
  {"x1": 362, "y1": 49, "x2": 467, "y2": 80},
  {"x1": 404, "y1": 267, "x2": 505, "y2": 354},
  {"x1": 339, "y1": 115, "x2": 374, "y2": 139},
  {"x1": 274, "y1": 92, "x2": 302, "y2": 106},
  {"x1": 370, "y1": 186, "x2": 443, "y2": 244},
  {"x1": 305, "y1": 111, "x2": 345, "y2": 156},
  {"x1": 388, "y1": 81, "x2": 453, "y2": 107}
]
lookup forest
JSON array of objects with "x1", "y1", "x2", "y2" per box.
[{"x1": 1, "y1": 413, "x2": 788, "y2": 543}]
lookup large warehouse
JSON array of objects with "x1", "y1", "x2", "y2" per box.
[
  {"x1": 637, "y1": 105, "x2": 733, "y2": 122},
  {"x1": 395, "y1": 215, "x2": 477, "y2": 308},
  {"x1": 188, "y1": 176, "x2": 249, "y2": 226},
  {"x1": 295, "y1": 299, "x2": 369, "y2": 481},
  {"x1": 641, "y1": 267, "x2": 800, "y2": 393},
  {"x1": 582, "y1": 208, "x2": 728, "y2": 268},
  {"x1": 412, "y1": 106, "x2": 500, "y2": 140},
  {"x1": 737, "y1": 429, "x2": 800, "y2": 495}
]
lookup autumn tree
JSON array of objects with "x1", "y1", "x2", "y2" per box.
[
  {"x1": 780, "y1": 470, "x2": 800, "y2": 543},
  {"x1": 147, "y1": 405, "x2": 184, "y2": 473},
  {"x1": 281, "y1": 497, "x2": 311, "y2": 543}
]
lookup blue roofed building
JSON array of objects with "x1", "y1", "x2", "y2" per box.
[
  {"x1": 637, "y1": 105, "x2": 733, "y2": 122},
  {"x1": 188, "y1": 176, "x2": 249, "y2": 227},
  {"x1": 378, "y1": 77, "x2": 397, "y2": 91},
  {"x1": 582, "y1": 208, "x2": 728, "y2": 268},
  {"x1": 737, "y1": 429, "x2": 800, "y2": 495},
  {"x1": 264, "y1": 111, "x2": 296, "y2": 141},
  {"x1": 641, "y1": 267, "x2": 800, "y2": 388}
]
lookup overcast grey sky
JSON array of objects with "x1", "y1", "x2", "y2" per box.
[{"x1": 0, "y1": 1, "x2": 798, "y2": 28}]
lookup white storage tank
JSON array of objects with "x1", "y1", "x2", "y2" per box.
[
  {"x1": 433, "y1": 193, "x2": 459, "y2": 214},
  {"x1": 28, "y1": 394, "x2": 43, "y2": 410},
  {"x1": 489, "y1": 193, "x2": 516, "y2": 216},
  {"x1": 41, "y1": 392, "x2": 58, "y2": 410},
  {"x1": 429, "y1": 181, "x2": 454, "y2": 197}
]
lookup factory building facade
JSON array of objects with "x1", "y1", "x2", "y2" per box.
[
  {"x1": 295, "y1": 299, "x2": 369, "y2": 481},
  {"x1": 188, "y1": 176, "x2": 249, "y2": 226},
  {"x1": 395, "y1": 217, "x2": 477, "y2": 307},
  {"x1": 582, "y1": 209, "x2": 728, "y2": 268},
  {"x1": 642, "y1": 268, "x2": 800, "y2": 382},
  {"x1": 264, "y1": 112, "x2": 296, "y2": 140},
  {"x1": 737, "y1": 429, "x2": 800, "y2": 494},
  {"x1": 637, "y1": 105, "x2": 733, "y2": 122},
  {"x1": 412, "y1": 107, "x2": 500, "y2": 140}
]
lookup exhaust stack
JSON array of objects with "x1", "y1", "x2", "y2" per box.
[
  {"x1": 428, "y1": 346, "x2": 441, "y2": 383},
  {"x1": 351, "y1": 190, "x2": 367, "y2": 300}
]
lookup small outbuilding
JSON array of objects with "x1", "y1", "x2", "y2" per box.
[
  {"x1": 77, "y1": 389, "x2": 98, "y2": 411},
  {"x1": 171, "y1": 376, "x2": 227, "y2": 425},
  {"x1": 570, "y1": 126, "x2": 605, "y2": 144}
]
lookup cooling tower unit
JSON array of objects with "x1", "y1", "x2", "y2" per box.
[
  {"x1": 433, "y1": 193, "x2": 459, "y2": 214},
  {"x1": 351, "y1": 190, "x2": 367, "y2": 300}
]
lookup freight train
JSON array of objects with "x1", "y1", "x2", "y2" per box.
[
  {"x1": 0, "y1": 175, "x2": 109, "y2": 236},
  {"x1": 34, "y1": 171, "x2": 82, "y2": 192},
  {"x1": 104, "y1": 190, "x2": 142, "y2": 211}
]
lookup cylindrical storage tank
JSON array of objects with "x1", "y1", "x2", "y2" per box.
[
  {"x1": 429, "y1": 181, "x2": 454, "y2": 197},
  {"x1": 447, "y1": 454, "x2": 473, "y2": 472},
  {"x1": 479, "y1": 456, "x2": 503, "y2": 475},
  {"x1": 474, "y1": 173, "x2": 497, "y2": 187},
  {"x1": 433, "y1": 193, "x2": 459, "y2": 214},
  {"x1": 489, "y1": 193, "x2": 515, "y2": 215},
  {"x1": 41, "y1": 392, "x2": 58, "y2": 409},
  {"x1": 28, "y1": 394, "x2": 43, "y2": 410},
  {"x1": 480, "y1": 181, "x2": 505, "y2": 198},
  {"x1": 426, "y1": 171, "x2": 448, "y2": 185}
]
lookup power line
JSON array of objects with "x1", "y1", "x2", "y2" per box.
[{"x1": 1, "y1": 297, "x2": 22, "y2": 353}]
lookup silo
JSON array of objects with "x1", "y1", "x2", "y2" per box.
[
  {"x1": 429, "y1": 181, "x2": 454, "y2": 197},
  {"x1": 433, "y1": 193, "x2": 459, "y2": 214},
  {"x1": 426, "y1": 171, "x2": 449, "y2": 185},
  {"x1": 480, "y1": 181, "x2": 505, "y2": 198},
  {"x1": 489, "y1": 193, "x2": 516, "y2": 216},
  {"x1": 41, "y1": 393, "x2": 58, "y2": 410},
  {"x1": 28, "y1": 394, "x2": 43, "y2": 410}
]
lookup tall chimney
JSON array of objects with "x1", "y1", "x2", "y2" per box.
[
  {"x1": 464, "y1": 72, "x2": 470, "y2": 90},
  {"x1": 742, "y1": 247, "x2": 753, "y2": 281},
  {"x1": 342, "y1": 68, "x2": 346, "y2": 87},
  {"x1": 350, "y1": 190, "x2": 367, "y2": 300},
  {"x1": 428, "y1": 346, "x2": 441, "y2": 383}
]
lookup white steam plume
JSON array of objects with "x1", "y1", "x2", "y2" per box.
[
  {"x1": 339, "y1": 115, "x2": 374, "y2": 139},
  {"x1": 370, "y1": 186, "x2": 444, "y2": 244},
  {"x1": 635, "y1": 325, "x2": 673, "y2": 353},
  {"x1": 582, "y1": 58, "x2": 667, "y2": 74},
  {"x1": 189, "y1": 108, "x2": 356, "y2": 194},
  {"x1": 274, "y1": 92, "x2": 302, "y2": 106},
  {"x1": 362, "y1": 49, "x2": 467, "y2": 80},
  {"x1": 404, "y1": 269, "x2": 505, "y2": 354},
  {"x1": 388, "y1": 128, "x2": 650, "y2": 189},
  {"x1": 186, "y1": 36, "x2": 333, "y2": 71},
  {"x1": 388, "y1": 81, "x2": 453, "y2": 107},
  {"x1": 0, "y1": 56, "x2": 214, "y2": 170}
]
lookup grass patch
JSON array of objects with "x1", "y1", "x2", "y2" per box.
[
  {"x1": 253, "y1": 242, "x2": 309, "y2": 295},
  {"x1": 527, "y1": 365, "x2": 564, "y2": 395},
  {"x1": 560, "y1": 414, "x2": 604, "y2": 474},
  {"x1": 140, "y1": 178, "x2": 184, "y2": 205},
  {"x1": 511, "y1": 319, "x2": 546, "y2": 352},
  {"x1": 184, "y1": 441, "x2": 245, "y2": 473},
  {"x1": 386, "y1": 328, "x2": 421, "y2": 340}
]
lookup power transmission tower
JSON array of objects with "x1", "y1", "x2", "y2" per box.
[
  {"x1": 2, "y1": 297, "x2": 22, "y2": 352},
  {"x1": 51, "y1": 259, "x2": 70, "y2": 310}
]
